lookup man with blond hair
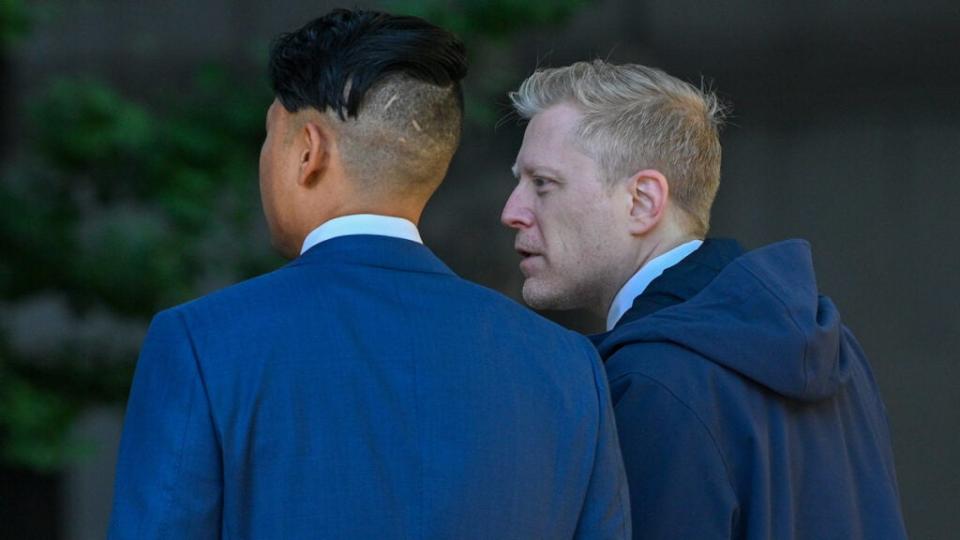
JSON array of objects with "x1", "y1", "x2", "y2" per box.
[
  {"x1": 501, "y1": 60, "x2": 907, "y2": 539},
  {"x1": 109, "y1": 12, "x2": 630, "y2": 538}
]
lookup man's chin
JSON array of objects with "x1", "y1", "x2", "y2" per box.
[{"x1": 521, "y1": 280, "x2": 571, "y2": 311}]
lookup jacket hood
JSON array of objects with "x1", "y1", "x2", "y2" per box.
[{"x1": 597, "y1": 240, "x2": 850, "y2": 402}]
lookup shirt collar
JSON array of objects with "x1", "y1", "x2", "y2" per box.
[
  {"x1": 300, "y1": 214, "x2": 423, "y2": 255},
  {"x1": 605, "y1": 239, "x2": 704, "y2": 331}
]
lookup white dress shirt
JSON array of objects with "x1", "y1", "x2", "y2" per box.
[
  {"x1": 300, "y1": 214, "x2": 423, "y2": 255},
  {"x1": 606, "y1": 239, "x2": 703, "y2": 331}
]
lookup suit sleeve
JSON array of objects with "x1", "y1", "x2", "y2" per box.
[
  {"x1": 608, "y1": 360, "x2": 738, "y2": 539},
  {"x1": 108, "y1": 309, "x2": 223, "y2": 539},
  {"x1": 573, "y1": 339, "x2": 632, "y2": 539}
]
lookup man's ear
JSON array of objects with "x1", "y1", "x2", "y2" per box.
[
  {"x1": 627, "y1": 168, "x2": 669, "y2": 235},
  {"x1": 297, "y1": 119, "x2": 332, "y2": 187}
]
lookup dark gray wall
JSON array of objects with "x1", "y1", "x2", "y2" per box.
[{"x1": 5, "y1": 1, "x2": 957, "y2": 538}]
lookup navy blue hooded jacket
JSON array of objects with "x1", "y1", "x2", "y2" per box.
[{"x1": 593, "y1": 239, "x2": 907, "y2": 539}]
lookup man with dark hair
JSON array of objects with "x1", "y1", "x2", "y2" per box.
[
  {"x1": 502, "y1": 60, "x2": 906, "y2": 539},
  {"x1": 109, "y1": 10, "x2": 629, "y2": 539}
]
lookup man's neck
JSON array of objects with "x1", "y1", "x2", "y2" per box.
[{"x1": 598, "y1": 232, "x2": 701, "y2": 324}]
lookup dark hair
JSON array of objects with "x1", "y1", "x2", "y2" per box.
[{"x1": 268, "y1": 9, "x2": 468, "y2": 120}]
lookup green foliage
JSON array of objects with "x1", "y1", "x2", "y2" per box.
[
  {"x1": 0, "y1": 67, "x2": 278, "y2": 470},
  {"x1": 0, "y1": 0, "x2": 30, "y2": 49},
  {"x1": 1, "y1": 0, "x2": 594, "y2": 472},
  {"x1": 35, "y1": 81, "x2": 155, "y2": 172},
  {"x1": 0, "y1": 369, "x2": 93, "y2": 471},
  {"x1": 4, "y1": 70, "x2": 276, "y2": 310}
]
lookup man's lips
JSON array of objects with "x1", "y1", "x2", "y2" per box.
[{"x1": 516, "y1": 248, "x2": 544, "y2": 275}]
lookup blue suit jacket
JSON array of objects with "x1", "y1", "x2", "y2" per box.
[{"x1": 109, "y1": 235, "x2": 630, "y2": 539}]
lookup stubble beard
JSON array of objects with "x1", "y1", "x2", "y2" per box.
[{"x1": 521, "y1": 274, "x2": 596, "y2": 312}]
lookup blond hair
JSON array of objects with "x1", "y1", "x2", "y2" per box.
[{"x1": 510, "y1": 60, "x2": 725, "y2": 237}]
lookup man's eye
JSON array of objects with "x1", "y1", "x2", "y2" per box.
[{"x1": 533, "y1": 177, "x2": 550, "y2": 188}]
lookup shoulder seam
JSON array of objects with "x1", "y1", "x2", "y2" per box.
[
  {"x1": 170, "y1": 308, "x2": 224, "y2": 452},
  {"x1": 579, "y1": 337, "x2": 630, "y2": 540}
]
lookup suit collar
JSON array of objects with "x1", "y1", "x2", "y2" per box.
[
  {"x1": 287, "y1": 234, "x2": 456, "y2": 277},
  {"x1": 300, "y1": 214, "x2": 423, "y2": 255}
]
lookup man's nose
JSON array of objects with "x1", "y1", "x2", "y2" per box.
[{"x1": 500, "y1": 187, "x2": 534, "y2": 229}]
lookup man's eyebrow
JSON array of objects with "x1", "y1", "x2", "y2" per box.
[
  {"x1": 529, "y1": 166, "x2": 564, "y2": 180},
  {"x1": 512, "y1": 163, "x2": 566, "y2": 181}
]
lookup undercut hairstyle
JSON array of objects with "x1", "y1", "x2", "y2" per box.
[
  {"x1": 510, "y1": 60, "x2": 725, "y2": 237},
  {"x1": 268, "y1": 9, "x2": 468, "y2": 193}
]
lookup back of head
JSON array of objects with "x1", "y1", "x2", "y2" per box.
[
  {"x1": 510, "y1": 60, "x2": 724, "y2": 237},
  {"x1": 268, "y1": 9, "x2": 468, "y2": 197}
]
